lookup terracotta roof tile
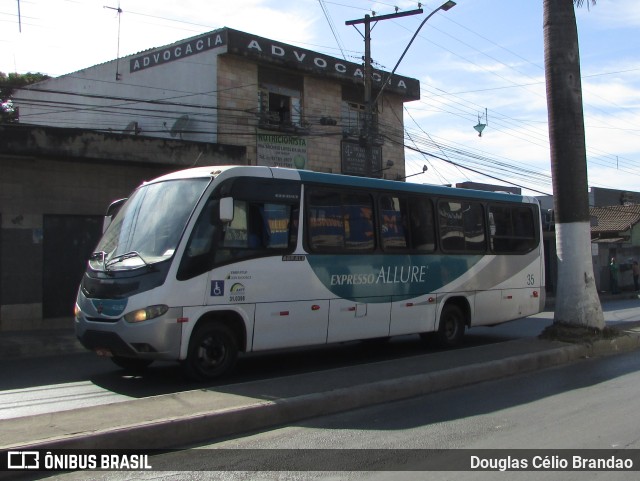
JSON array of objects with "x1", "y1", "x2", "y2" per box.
[{"x1": 590, "y1": 205, "x2": 640, "y2": 233}]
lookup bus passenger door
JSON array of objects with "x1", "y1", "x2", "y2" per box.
[
  {"x1": 253, "y1": 300, "x2": 329, "y2": 351},
  {"x1": 389, "y1": 295, "x2": 437, "y2": 335},
  {"x1": 327, "y1": 299, "x2": 391, "y2": 343}
]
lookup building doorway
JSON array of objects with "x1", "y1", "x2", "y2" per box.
[{"x1": 43, "y1": 215, "x2": 103, "y2": 318}]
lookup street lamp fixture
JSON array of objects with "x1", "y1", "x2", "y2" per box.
[
  {"x1": 401, "y1": 164, "x2": 428, "y2": 180},
  {"x1": 441, "y1": 1, "x2": 457, "y2": 12},
  {"x1": 374, "y1": 1, "x2": 456, "y2": 106}
]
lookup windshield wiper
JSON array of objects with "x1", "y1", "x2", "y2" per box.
[{"x1": 105, "y1": 251, "x2": 149, "y2": 270}]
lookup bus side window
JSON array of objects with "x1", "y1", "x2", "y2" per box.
[
  {"x1": 408, "y1": 197, "x2": 435, "y2": 252},
  {"x1": 439, "y1": 200, "x2": 486, "y2": 252},
  {"x1": 380, "y1": 195, "x2": 408, "y2": 250},
  {"x1": 343, "y1": 193, "x2": 374, "y2": 251},
  {"x1": 177, "y1": 198, "x2": 219, "y2": 280},
  {"x1": 306, "y1": 189, "x2": 374, "y2": 252},
  {"x1": 222, "y1": 201, "x2": 250, "y2": 248},
  {"x1": 262, "y1": 203, "x2": 292, "y2": 249},
  {"x1": 307, "y1": 190, "x2": 345, "y2": 250},
  {"x1": 464, "y1": 202, "x2": 486, "y2": 251},
  {"x1": 222, "y1": 201, "x2": 293, "y2": 252},
  {"x1": 247, "y1": 204, "x2": 266, "y2": 249}
]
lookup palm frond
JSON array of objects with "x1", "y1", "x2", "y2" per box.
[{"x1": 574, "y1": 0, "x2": 597, "y2": 9}]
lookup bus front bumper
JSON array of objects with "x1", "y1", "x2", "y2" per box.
[{"x1": 75, "y1": 308, "x2": 183, "y2": 361}]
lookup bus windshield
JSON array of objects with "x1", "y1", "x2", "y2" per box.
[{"x1": 91, "y1": 178, "x2": 210, "y2": 271}]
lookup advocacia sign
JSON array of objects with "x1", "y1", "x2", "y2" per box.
[{"x1": 129, "y1": 28, "x2": 420, "y2": 101}]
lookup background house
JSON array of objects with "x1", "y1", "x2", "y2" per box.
[
  {"x1": 538, "y1": 188, "x2": 640, "y2": 295},
  {"x1": 590, "y1": 204, "x2": 640, "y2": 292}
]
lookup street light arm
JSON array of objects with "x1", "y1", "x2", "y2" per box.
[
  {"x1": 401, "y1": 165, "x2": 428, "y2": 180},
  {"x1": 373, "y1": 1, "x2": 455, "y2": 106}
]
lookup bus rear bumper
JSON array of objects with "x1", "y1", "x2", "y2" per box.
[{"x1": 538, "y1": 288, "x2": 547, "y2": 312}]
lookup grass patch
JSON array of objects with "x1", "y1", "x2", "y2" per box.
[{"x1": 539, "y1": 323, "x2": 619, "y2": 344}]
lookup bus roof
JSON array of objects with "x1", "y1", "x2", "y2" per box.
[
  {"x1": 295, "y1": 169, "x2": 534, "y2": 204},
  {"x1": 146, "y1": 165, "x2": 536, "y2": 204}
]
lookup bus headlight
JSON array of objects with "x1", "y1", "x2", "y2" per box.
[{"x1": 124, "y1": 305, "x2": 169, "y2": 323}]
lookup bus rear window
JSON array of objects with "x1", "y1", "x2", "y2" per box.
[{"x1": 489, "y1": 205, "x2": 537, "y2": 253}]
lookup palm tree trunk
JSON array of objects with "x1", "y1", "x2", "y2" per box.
[{"x1": 543, "y1": 0, "x2": 604, "y2": 328}]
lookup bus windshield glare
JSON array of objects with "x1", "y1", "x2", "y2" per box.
[{"x1": 90, "y1": 178, "x2": 210, "y2": 271}]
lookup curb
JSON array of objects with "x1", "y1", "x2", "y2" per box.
[
  {"x1": 11, "y1": 333, "x2": 640, "y2": 451},
  {"x1": 0, "y1": 329, "x2": 84, "y2": 360},
  {"x1": 584, "y1": 329, "x2": 640, "y2": 357}
]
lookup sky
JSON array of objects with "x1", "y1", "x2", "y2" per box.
[{"x1": 2, "y1": 0, "x2": 640, "y2": 197}]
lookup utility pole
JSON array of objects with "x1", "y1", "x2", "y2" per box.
[{"x1": 346, "y1": 8, "x2": 423, "y2": 177}]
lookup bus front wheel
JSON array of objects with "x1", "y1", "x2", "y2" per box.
[
  {"x1": 183, "y1": 322, "x2": 238, "y2": 381},
  {"x1": 435, "y1": 304, "x2": 465, "y2": 348}
]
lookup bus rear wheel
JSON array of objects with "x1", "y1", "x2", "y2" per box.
[
  {"x1": 183, "y1": 323, "x2": 238, "y2": 381},
  {"x1": 435, "y1": 304, "x2": 465, "y2": 348}
]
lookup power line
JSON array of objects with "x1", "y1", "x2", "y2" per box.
[
  {"x1": 3, "y1": 0, "x2": 639, "y2": 193},
  {"x1": 318, "y1": 0, "x2": 347, "y2": 60}
]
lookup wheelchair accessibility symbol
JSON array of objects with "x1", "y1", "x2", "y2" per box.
[{"x1": 211, "y1": 280, "x2": 224, "y2": 296}]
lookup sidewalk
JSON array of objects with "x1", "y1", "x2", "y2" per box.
[
  {"x1": 0, "y1": 327, "x2": 84, "y2": 360},
  {"x1": 1, "y1": 319, "x2": 640, "y2": 452}
]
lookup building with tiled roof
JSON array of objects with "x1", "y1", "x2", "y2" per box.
[
  {"x1": 588, "y1": 204, "x2": 640, "y2": 293},
  {"x1": 590, "y1": 204, "x2": 640, "y2": 244}
]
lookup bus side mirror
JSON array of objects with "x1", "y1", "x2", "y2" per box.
[
  {"x1": 219, "y1": 197, "x2": 234, "y2": 223},
  {"x1": 103, "y1": 198, "x2": 127, "y2": 232}
]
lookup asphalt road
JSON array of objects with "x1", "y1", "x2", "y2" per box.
[
  {"x1": 1, "y1": 313, "x2": 553, "y2": 421},
  {"x1": 35, "y1": 338, "x2": 640, "y2": 481},
  {"x1": 1, "y1": 300, "x2": 639, "y2": 422}
]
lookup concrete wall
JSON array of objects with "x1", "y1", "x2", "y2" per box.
[
  {"x1": 0, "y1": 155, "x2": 170, "y2": 330},
  {"x1": 304, "y1": 76, "x2": 342, "y2": 174},
  {"x1": 216, "y1": 55, "x2": 259, "y2": 160},
  {"x1": 0, "y1": 125, "x2": 246, "y2": 331},
  {"x1": 376, "y1": 94, "x2": 407, "y2": 180}
]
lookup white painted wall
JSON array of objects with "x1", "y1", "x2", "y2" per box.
[{"x1": 16, "y1": 38, "x2": 224, "y2": 143}]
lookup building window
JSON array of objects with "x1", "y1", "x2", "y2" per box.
[
  {"x1": 341, "y1": 102, "x2": 366, "y2": 137},
  {"x1": 258, "y1": 67, "x2": 303, "y2": 130},
  {"x1": 341, "y1": 85, "x2": 378, "y2": 139}
]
